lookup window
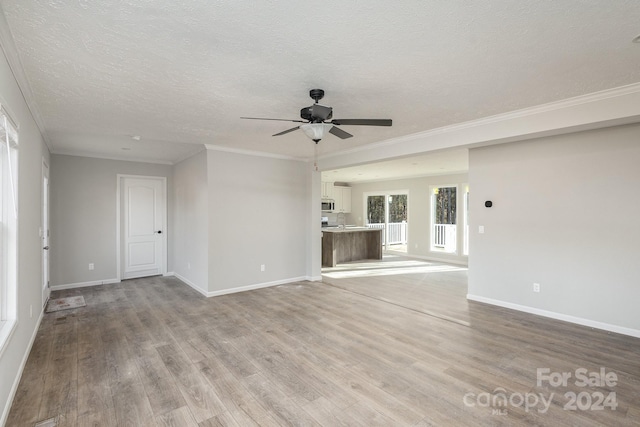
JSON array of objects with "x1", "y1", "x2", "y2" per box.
[
  {"x1": 0, "y1": 104, "x2": 18, "y2": 354},
  {"x1": 366, "y1": 192, "x2": 408, "y2": 252},
  {"x1": 431, "y1": 185, "x2": 457, "y2": 253}
]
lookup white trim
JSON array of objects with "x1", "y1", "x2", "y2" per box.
[
  {"x1": 205, "y1": 144, "x2": 306, "y2": 162},
  {"x1": 0, "y1": 310, "x2": 43, "y2": 427},
  {"x1": 318, "y1": 82, "x2": 640, "y2": 171},
  {"x1": 397, "y1": 252, "x2": 468, "y2": 267},
  {"x1": 171, "y1": 273, "x2": 208, "y2": 297},
  {"x1": 168, "y1": 273, "x2": 313, "y2": 298},
  {"x1": 116, "y1": 175, "x2": 168, "y2": 281},
  {"x1": 466, "y1": 294, "x2": 640, "y2": 339},
  {"x1": 207, "y1": 276, "x2": 311, "y2": 297},
  {"x1": 322, "y1": 82, "x2": 640, "y2": 159},
  {"x1": 50, "y1": 278, "x2": 120, "y2": 291},
  {"x1": 0, "y1": 319, "x2": 16, "y2": 360},
  {"x1": 41, "y1": 157, "x2": 50, "y2": 308},
  {"x1": 172, "y1": 145, "x2": 206, "y2": 165},
  {"x1": 51, "y1": 150, "x2": 175, "y2": 165}
]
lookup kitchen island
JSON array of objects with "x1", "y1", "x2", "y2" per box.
[{"x1": 322, "y1": 227, "x2": 383, "y2": 267}]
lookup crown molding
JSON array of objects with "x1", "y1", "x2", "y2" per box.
[
  {"x1": 0, "y1": 4, "x2": 51, "y2": 150},
  {"x1": 204, "y1": 143, "x2": 306, "y2": 161},
  {"x1": 318, "y1": 82, "x2": 640, "y2": 169},
  {"x1": 50, "y1": 149, "x2": 174, "y2": 165}
]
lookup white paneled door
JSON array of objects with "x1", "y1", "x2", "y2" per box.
[{"x1": 122, "y1": 176, "x2": 166, "y2": 279}]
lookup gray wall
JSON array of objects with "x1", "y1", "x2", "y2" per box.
[
  {"x1": 50, "y1": 154, "x2": 173, "y2": 286},
  {"x1": 468, "y1": 123, "x2": 640, "y2": 333},
  {"x1": 0, "y1": 45, "x2": 50, "y2": 424},
  {"x1": 173, "y1": 149, "x2": 209, "y2": 293},
  {"x1": 347, "y1": 173, "x2": 469, "y2": 265},
  {"x1": 207, "y1": 149, "x2": 308, "y2": 293}
]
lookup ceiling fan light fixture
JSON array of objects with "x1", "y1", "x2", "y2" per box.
[{"x1": 300, "y1": 123, "x2": 332, "y2": 142}]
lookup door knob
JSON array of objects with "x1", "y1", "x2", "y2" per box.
[
  {"x1": 43, "y1": 246, "x2": 50, "y2": 250},
  {"x1": 156, "y1": 230, "x2": 162, "y2": 234}
]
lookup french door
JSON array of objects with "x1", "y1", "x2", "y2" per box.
[{"x1": 365, "y1": 192, "x2": 408, "y2": 252}]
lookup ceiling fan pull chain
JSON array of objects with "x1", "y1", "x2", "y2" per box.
[{"x1": 314, "y1": 143, "x2": 319, "y2": 171}]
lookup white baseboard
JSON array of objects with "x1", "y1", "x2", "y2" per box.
[
  {"x1": 207, "y1": 276, "x2": 310, "y2": 297},
  {"x1": 396, "y1": 252, "x2": 468, "y2": 267},
  {"x1": 1, "y1": 309, "x2": 44, "y2": 427},
  {"x1": 168, "y1": 273, "x2": 315, "y2": 298},
  {"x1": 50, "y1": 278, "x2": 120, "y2": 291},
  {"x1": 170, "y1": 273, "x2": 208, "y2": 297},
  {"x1": 467, "y1": 294, "x2": 640, "y2": 338}
]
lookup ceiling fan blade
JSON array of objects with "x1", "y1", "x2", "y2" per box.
[
  {"x1": 328, "y1": 126, "x2": 353, "y2": 139},
  {"x1": 273, "y1": 126, "x2": 300, "y2": 136},
  {"x1": 330, "y1": 119, "x2": 392, "y2": 126},
  {"x1": 241, "y1": 117, "x2": 306, "y2": 123}
]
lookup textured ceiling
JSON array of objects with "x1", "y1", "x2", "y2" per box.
[{"x1": 1, "y1": 1, "x2": 640, "y2": 170}]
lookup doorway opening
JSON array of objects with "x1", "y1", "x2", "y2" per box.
[
  {"x1": 365, "y1": 191, "x2": 408, "y2": 253},
  {"x1": 41, "y1": 159, "x2": 50, "y2": 307},
  {"x1": 430, "y1": 185, "x2": 457, "y2": 253}
]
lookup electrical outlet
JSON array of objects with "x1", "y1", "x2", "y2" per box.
[
  {"x1": 533, "y1": 282, "x2": 540, "y2": 293},
  {"x1": 88, "y1": 263, "x2": 94, "y2": 271},
  {"x1": 260, "y1": 264, "x2": 266, "y2": 272}
]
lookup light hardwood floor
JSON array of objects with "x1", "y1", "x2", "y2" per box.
[{"x1": 7, "y1": 257, "x2": 640, "y2": 426}]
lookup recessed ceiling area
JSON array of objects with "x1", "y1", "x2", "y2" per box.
[{"x1": 321, "y1": 149, "x2": 468, "y2": 183}]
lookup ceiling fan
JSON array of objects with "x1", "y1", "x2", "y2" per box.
[{"x1": 241, "y1": 89, "x2": 392, "y2": 143}]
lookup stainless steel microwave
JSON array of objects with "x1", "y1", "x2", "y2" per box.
[{"x1": 321, "y1": 199, "x2": 335, "y2": 212}]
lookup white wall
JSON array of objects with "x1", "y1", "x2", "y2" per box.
[
  {"x1": 347, "y1": 173, "x2": 469, "y2": 265},
  {"x1": 0, "y1": 44, "x2": 50, "y2": 424},
  {"x1": 50, "y1": 154, "x2": 173, "y2": 287},
  {"x1": 468, "y1": 123, "x2": 640, "y2": 336},
  {"x1": 173, "y1": 149, "x2": 209, "y2": 293},
  {"x1": 206, "y1": 149, "x2": 309, "y2": 294}
]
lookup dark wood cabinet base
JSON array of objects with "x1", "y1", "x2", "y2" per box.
[{"x1": 322, "y1": 228, "x2": 382, "y2": 267}]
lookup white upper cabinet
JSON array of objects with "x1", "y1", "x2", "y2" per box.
[
  {"x1": 333, "y1": 186, "x2": 351, "y2": 213},
  {"x1": 321, "y1": 181, "x2": 334, "y2": 199}
]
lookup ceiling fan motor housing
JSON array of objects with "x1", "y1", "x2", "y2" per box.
[{"x1": 300, "y1": 104, "x2": 333, "y2": 122}]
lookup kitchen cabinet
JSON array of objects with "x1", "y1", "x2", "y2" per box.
[
  {"x1": 321, "y1": 181, "x2": 334, "y2": 199},
  {"x1": 322, "y1": 228, "x2": 382, "y2": 267},
  {"x1": 333, "y1": 186, "x2": 351, "y2": 213}
]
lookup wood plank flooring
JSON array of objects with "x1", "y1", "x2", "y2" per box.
[{"x1": 7, "y1": 258, "x2": 640, "y2": 426}]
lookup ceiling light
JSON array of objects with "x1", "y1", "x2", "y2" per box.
[
  {"x1": 300, "y1": 123, "x2": 332, "y2": 143},
  {"x1": 131, "y1": 135, "x2": 141, "y2": 141}
]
